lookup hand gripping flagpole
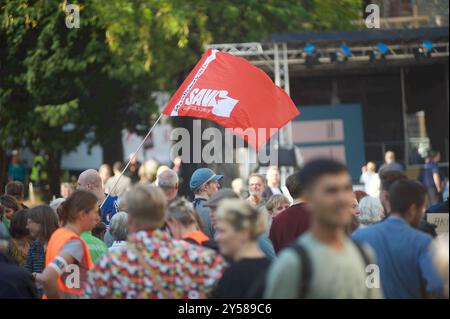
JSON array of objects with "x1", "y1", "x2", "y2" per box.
[{"x1": 100, "y1": 113, "x2": 164, "y2": 209}]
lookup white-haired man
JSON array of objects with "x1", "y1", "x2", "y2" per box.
[{"x1": 156, "y1": 169, "x2": 179, "y2": 203}]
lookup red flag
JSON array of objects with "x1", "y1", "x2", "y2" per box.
[{"x1": 163, "y1": 48, "x2": 300, "y2": 151}]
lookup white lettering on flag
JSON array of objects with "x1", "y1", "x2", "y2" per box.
[
  {"x1": 185, "y1": 89, "x2": 239, "y2": 118},
  {"x1": 171, "y1": 50, "x2": 218, "y2": 116}
]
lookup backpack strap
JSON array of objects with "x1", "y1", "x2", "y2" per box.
[
  {"x1": 351, "y1": 239, "x2": 371, "y2": 268},
  {"x1": 202, "y1": 240, "x2": 219, "y2": 252},
  {"x1": 192, "y1": 197, "x2": 206, "y2": 209},
  {"x1": 183, "y1": 237, "x2": 219, "y2": 252},
  {"x1": 183, "y1": 237, "x2": 199, "y2": 245},
  {"x1": 289, "y1": 243, "x2": 312, "y2": 299},
  {"x1": 351, "y1": 239, "x2": 379, "y2": 299}
]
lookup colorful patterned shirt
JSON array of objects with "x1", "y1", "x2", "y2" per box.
[{"x1": 83, "y1": 229, "x2": 226, "y2": 299}]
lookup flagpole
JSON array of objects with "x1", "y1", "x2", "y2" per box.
[{"x1": 100, "y1": 113, "x2": 164, "y2": 209}]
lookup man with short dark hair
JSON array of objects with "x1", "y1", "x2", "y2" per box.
[
  {"x1": 379, "y1": 170, "x2": 408, "y2": 214},
  {"x1": 265, "y1": 159, "x2": 380, "y2": 298},
  {"x1": 419, "y1": 150, "x2": 443, "y2": 206},
  {"x1": 269, "y1": 171, "x2": 310, "y2": 253},
  {"x1": 5, "y1": 181, "x2": 27, "y2": 209},
  {"x1": 353, "y1": 180, "x2": 444, "y2": 298},
  {"x1": 379, "y1": 170, "x2": 436, "y2": 237},
  {"x1": 285, "y1": 172, "x2": 303, "y2": 199}
]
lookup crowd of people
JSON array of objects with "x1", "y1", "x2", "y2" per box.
[
  {"x1": 360, "y1": 150, "x2": 449, "y2": 206},
  {"x1": 0, "y1": 150, "x2": 449, "y2": 299}
]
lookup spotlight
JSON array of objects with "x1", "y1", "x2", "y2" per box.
[
  {"x1": 421, "y1": 40, "x2": 433, "y2": 52},
  {"x1": 304, "y1": 43, "x2": 316, "y2": 55},
  {"x1": 376, "y1": 42, "x2": 389, "y2": 55},
  {"x1": 302, "y1": 43, "x2": 320, "y2": 66},
  {"x1": 369, "y1": 42, "x2": 389, "y2": 62},
  {"x1": 414, "y1": 40, "x2": 434, "y2": 60},
  {"x1": 330, "y1": 43, "x2": 352, "y2": 62}
]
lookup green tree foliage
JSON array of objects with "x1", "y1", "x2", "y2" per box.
[
  {"x1": 92, "y1": 0, "x2": 363, "y2": 82},
  {"x1": 0, "y1": 0, "x2": 362, "y2": 195}
]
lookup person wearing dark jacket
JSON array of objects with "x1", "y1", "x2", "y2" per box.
[
  {"x1": 426, "y1": 199, "x2": 449, "y2": 214},
  {"x1": 262, "y1": 166, "x2": 283, "y2": 200},
  {"x1": 190, "y1": 168, "x2": 223, "y2": 239},
  {"x1": 0, "y1": 226, "x2": 37, "y2": 299},
  {"x1": 269, "y1": 172, "x2": 311, "y2": 253},
  {"x1": 212, "y1": 199, "x2": 271, "y2": 299}
]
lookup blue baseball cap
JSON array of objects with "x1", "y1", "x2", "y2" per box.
[{"x1": 190, "y1": 168, "x2": 223, "y2": 192}]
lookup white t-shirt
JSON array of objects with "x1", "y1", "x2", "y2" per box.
[
  {"x1": 109, "y1": 241, "x2": 127, "y2": 253},
  {"x1": 270, "y1": 187, "x2": 282, "y2": 195}
]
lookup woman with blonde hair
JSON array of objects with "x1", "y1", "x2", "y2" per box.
[
  {"x1": 265, "y1": 194, "x2": 290, "y2": 220},
  {"x1": 8, "y1": 209, "x2": 31, "y2": 266},
  {"x1": 166, "y1": 198, "x2": 218, "y2": 251},
  {"x1": 212, "y1": 199, "x2": 271, "y2": 299}
]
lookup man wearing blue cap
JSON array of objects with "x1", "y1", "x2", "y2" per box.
[{"x1": 190, "y1": 168, "x2": 223, "y2": 239}]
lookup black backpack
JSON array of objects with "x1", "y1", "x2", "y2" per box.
[
  {"x1": 192, "y1": 197, "x2": 207, "y2": 209},
  {"x1": 183, "y1": 237, "x2": 219, "y2": 252},
  {"x1": 289, "y1": 240, "x2": 371, "y2": 299}
]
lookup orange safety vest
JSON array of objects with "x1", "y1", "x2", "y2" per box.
[
  {"x1": 43, "y1": 227, "x2": 93, "y2": 298},
  {"x1": 183, "y1": 230, "x2": 210, "y2": 246}
]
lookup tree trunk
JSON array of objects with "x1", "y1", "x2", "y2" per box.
[
  {"x1": 0, "y1": 145, "x2": 6, "y2": 192},
  {"x1": 173, "y1": 117, "x2": 238, "y2": 200},
  {"x1": 101, "y1": 128, "x2": 124, "y2": 167},
  {"x1": 47, "y1": 150, "x2": 62, "y2": 198}
]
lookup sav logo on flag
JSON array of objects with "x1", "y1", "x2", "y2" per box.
[{"x1": 185, "y1": 89, "x2": 239, "y2": 118}]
